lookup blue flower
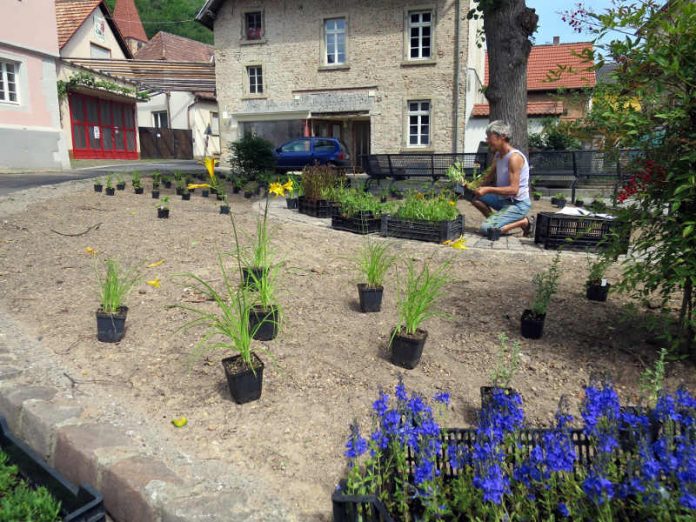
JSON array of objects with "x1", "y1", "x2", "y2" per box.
[
  {"x1": 473, "y1": 463, "x2": 509, "y2": 504},
  {"x1": 434, "y1": 392, "x2": 450, "y2": 405},
  {"x1": 395, "y1": 380, "x2": 408, "y2": 403},
  {"x1": 583, "y1": 472, "x2": 614, "y2": 504},
  {"x1": 344, "y1": 423, "x2": 368, "y2": 460},
  {"x1": 680, "y1": 492, "x2": 696, "y2": 509},
  {"x1": 655, "y1": 393, "x2": 682, "y2": 424},
  {"x1": 558, "y1": 502, "x2": 570, "y2": 517},
  {"x1": 372, "y1": 391, "x2": 389, "y2": 417}
]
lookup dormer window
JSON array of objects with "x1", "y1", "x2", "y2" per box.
[{"x1": 245, "y1": 12, "x2": 263, "y2": 40}]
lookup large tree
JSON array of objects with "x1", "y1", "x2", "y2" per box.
[{"x1": 469, "y1": 1, "x2": 539, "y2": 154}]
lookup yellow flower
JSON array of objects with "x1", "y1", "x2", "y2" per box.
[
  {"x1": 171, "y1": 416, "x2": 188, "y2": 428},
  {"x1": 84, "y1": 247, "x2": 97, "y2": 256},
  {"x1": 443, "y1": 236, "x2": 468, "y2": 250},
  {"x1": 204, "y1": 156, "x2": 216, "y2": 179},
  {"x1": 187, "y1": 183, "x2": 210, "y2": 190},
  {"x1": 147, "y1": 259, "x2": 165, "y2": 268},
  {"x1": 449, "y1": 201, "x2": 456, "y2": 206},
  {"x1": 268, "y1": 182, "x2": 285, "y2": 197},
  {"x1": 282, "y1": 180, "x2": 294, "y2": 193},
  {"x1": 415, "y1": 192, "x2": 424, "y2": 200},
  {"x1": 146, "y1": 278, "x2": 161, "y2": 288}
]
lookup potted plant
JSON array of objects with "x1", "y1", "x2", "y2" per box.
[
  {"x1": 151, "y1": 187, "x2": 160, "y2": 199},
  {"x1": 575, "y1": 198, "x2": 585, "y2": 207},
  {"x1": 162, "y1": 174, "x2": 172, "y2": 189},
  {"x1": 448, "y1": 161, "x2": 484, "y2": 202},
  {"x1": 550, "y1": 192, "x2": 567, "y2": 208},
  {"x1": 355, "y1": 240, "x2": 395, "y2": 313},
  {"x1": 231, "y1": 175, "x2": 242, "y2": 194},
  {"x1": 521, "y1": 251, "x2": 561, "y2": 339},
  {"x1": 104, "y1": 175, "x2": 115, "y2": 196},
  {"x1": 390, "y1": 260, "x2": 449, "y2": 369},
  {"x1": 532, "y1": 190, "x2": 543, "y2": 201},
  {"x1": 283, "y1": 175, "x2": 301, "y2": 209},
  {"x1": 151, "y1": 171, "x2": 161, "y2": 190},
  {"x1": 181, "y1": 187, "x2": 191, "y2": 201},
  {"x1": 157, "y1": 196, "x2": 170, "y2": 219},
  {"x1": 115, "y1": 175, "x2": 126, "y2": 191},
  {"x1": 132, "y1": 171, "x2": 143, "y2": 194},
  {"x1": 93, "y1": 178, "x2": 103, "y2": 193},
  {"x1": 246, "y1": 263, "x2": 281, "y2": 341},
  {"x1": 175, "y1": 176, "x2": 185, "y2": 196},
  {"x1": 586, "y1": 254, "x2": 611, "y2": 302},
  {"x1": 177, "y1": 256, "x2": 266, "y2": 404},
  {"x1": 481, "y1": 333, "x2": 522, "y2": 407},
  {"x1": 94, "y1": 258, "x2": 141, "y2": 343},
  {"x1": 219, "y1": 194, "x2": 230, "y2": 214},
  {"x1": 243, "y1": 181, "x2": 259, "y2": 199},
  {"x1": 299, "y1": 164, "x2": 345, "y2": 217}
]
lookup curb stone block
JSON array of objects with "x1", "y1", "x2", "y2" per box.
[
  {"x1": 0, "y1": 366, "x2": 22, "y2": 381},
  {"x1": 54, "y1": 423, "x2": 135, "y2": 488},
  {"x1": 20, "y1": 399, "x2": 83, "y2": 462},
  {"x1": 0, "y1": 385, "x2": 57, "y2": 432},
  {"x1": 101, "y1": 456, "x2": 182, "y2": 522}
]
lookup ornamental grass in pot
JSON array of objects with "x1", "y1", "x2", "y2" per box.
[
  {"x1": 93, "y1": 178, "x2": 103, "y2": 192},
  {"x1": 219, "y1": 194, "x2": 230, "y2": 214},
  {"x1": 586, "y1": 253, "x2": 612, "y2": 302},
  {"x1": 481, "y1": 333, "x2": 522, "y2": 408},
  {"x1": 151, "y1": 171, "x2": 161, "y2": 190},
  {"x1": 104, "y1": 175, "x2": 115, "y2": 196},
  {"x1": 157, "y1": 196, "x2": 170, "y2": 219},
  {"x1": 115, "y1": 175, "x2": 126, "y2": 191},
  {"x1": 282, "y1": 175, "x2": 301, "y2": 209},
  {"x1": 355, "y1": 239, "x2": 395, "y2": 313},
  {"x1": 521, "y1": 251, "x2": 561, "y2": 339},
  {"x1": 131, "y1": 171, "x2": 143, "y2": 194},
  {"x1": 448, "y1": 161, "x2": 483, "y2": 202},
  {"x1": 389, "y1": 259, "x2": 449, "y2": 369},
  {"x1": 94, "y1": 257, "x2": 142, "y2": 342},
  {"x1": 176, "y1": 256, "x2": 266, "y2": 404}
]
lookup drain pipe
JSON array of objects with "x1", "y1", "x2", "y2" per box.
[{"x1": 452, "y1": 0, "x2": 461, "y2": 153}]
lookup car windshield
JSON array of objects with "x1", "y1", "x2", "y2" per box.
[{"x1": 281, "y1": 139, "x2": 310, "y2": 152}]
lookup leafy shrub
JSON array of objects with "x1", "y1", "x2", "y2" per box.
[
  {"x1": 230, "y1": 133, "x2": 276, "y2": 181},
  {"x1": 302, "y1": 164, "x2": 344, "y2": 200},
  {"x1": 0, "y1": 451, "x2": 61, "y2": 522}
]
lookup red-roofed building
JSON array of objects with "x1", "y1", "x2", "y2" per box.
[
  {"x1": 465, "y1": 39, "x2": 596, "y2": 152},
  {"x1": 113, "y1": 0, "x2": 148, "y2": 54}
]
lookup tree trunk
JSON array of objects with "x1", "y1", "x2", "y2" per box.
[
  {"x1": 481, "y1": 0, "x2": 538, "y2": 155},
  {"x1": 679, "y1": 278, "x2": 695, "y2": 356}
]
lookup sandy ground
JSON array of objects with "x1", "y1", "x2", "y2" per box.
[{"x1": 0, "y1": 179, "x2": 694, "y2": 520}]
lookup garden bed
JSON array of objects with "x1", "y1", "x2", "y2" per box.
[{"x1": 380, "y1": 215, "x2": 464, "y2": 242}]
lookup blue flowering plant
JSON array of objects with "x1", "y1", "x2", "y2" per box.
[{"x1": 335, "y1": 379, "x2": 696, "y2": 521}]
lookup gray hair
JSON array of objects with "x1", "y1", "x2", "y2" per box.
[{"x1": 485, "y1": 120, "x2": 512, "y2": 140}]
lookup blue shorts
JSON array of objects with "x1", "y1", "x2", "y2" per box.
[{"x1": 478, "y1": 194, "x2": 531, "y2": 233}]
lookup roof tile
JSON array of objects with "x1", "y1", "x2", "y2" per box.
[
  {"x1": 134, "y1": 32, "x2": 214, "y2": 62},
  {"x1": 55, "y1": 0, "x2": 102, "y2": 48},
  {"x1": 113, "y1": 0, "x2": 147, "y2": 42},
  {"x1": 471, "y1": 101, "x2": 565, "y2": 117}
]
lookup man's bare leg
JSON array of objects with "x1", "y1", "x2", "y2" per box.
[
  {"x1": 500, "y1": 216, "x2": 531, "y2": 235},
  {"x1": 471, "y1": 199, "x2": 492, "y2": 218}
]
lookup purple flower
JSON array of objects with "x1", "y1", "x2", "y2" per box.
[
  {"x1": 583, "y1": 472, "x2": 614, "y2": 504},
  {"x1": 434, "y1": 391, "x2": 450, "y2": 405},
  {"x1": 473, "y1": 463, "x2": 510, "y2": 504},
  {"x1": 558, "y1": 502, "x2": 570, "y2": 517},
  {"x1": 344, "y1": 423, "x2": 368, "y2": 460},
  {"x1": 372, "y1": 391, "x2": 389, "y2": 417},
  {"x1": 680, "y1": 492, "x2": 696, "y2": 509}
]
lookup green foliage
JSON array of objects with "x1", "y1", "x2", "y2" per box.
[
  {"x1": 151, "y1": 171, "x2": 161, "y2": 185},
  {"x1": 395, "y1": 259, "x2": 450, "y2": 335},
  {"x1": 131, "y1": 171, "x2": 142, "y2": 189},
  {"x1": 392, "y1": 192, "x2": 459, "y2": 222},
  {"x1": 586, "y1": 254, "x2": 612, "y2": 285},
  {"x1": 105, "y1": 175, "x2": 113, "y2": 189},
  {"x1": 323, "y1": 187, "x2": 383, "y2": 217},
  {"x1": 639, "y1": 347, "x2": 667, "y2": 407},
  {"x1": 0, "y1": 451, "x2": 61, "y2": 522},
  {"x1": 158, "y1": 196, "x2": 170, "y2": 210},
  {"x1": 302, "y1": 164, "x2": 344, "y2": 200},
  {"x1": 574, "y1": 1, "x2": 696, "y2": 353},
  {"x1": 230, "y1": 133, "x2": 276, "y2": 181},
  {"x1": 489, "y1": 333, "x2": 521, "y2": 389},
  {"x1": 97, "y1": 259, "x2": 142, "y2": 314},
  {"x1": 531, "y1": 252, "x2": 561, "y2": 316},
  {"x1": 57, "y1": 72, "x2": 148, "y2": 101},
  {"x1": 356, "y1": 240, "x2": 395, "y2": 288},
  {"x1": 103, "y1": 0, "x2": 212, "y2": 44},
  {"x1": 528, "y1": 117, "x2": 582, "y2": 150}
]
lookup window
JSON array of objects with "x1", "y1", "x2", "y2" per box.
[
  {"x1": 153, "y1": 111, "x2": 168, "y2": 128},
  {"x1": 210, "y1": 112, "x2": 219, "y2": 135},
  {"x1": 324, "y1": 18, "x2": 346, "y2": 65},
  {"x1": 245, "y1": 12, "x2": 263, "y2": 40},
  {"x1": 0, "y1": 60, "x2": 18, "y2": 103},
  {"x1": 280, "y1": 139, "x2": 310, "y2": 152},
  {"x1": 247, "y1": 66, "x2": 263, "y2": 94},
  {"x1": 408, "y1": 100, "x2": 430, "y2": 146},
  {"x1": 409, "y1": 11, "x2": 432, "y2": 59},
  {"x1": 90, "y1": 43, "x2": 111, "y2": 59},
  {"x1": 314, "y1": 138, "x2": 337, "y2": 153}
]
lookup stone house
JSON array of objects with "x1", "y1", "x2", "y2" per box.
[{"x1": 196, "y1": 0, "x2": 486, "y2": 168}]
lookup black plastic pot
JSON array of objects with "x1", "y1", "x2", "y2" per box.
[
  {"x1": 555, "y1": 200, "x2": 567, "y2": 208},
  {"x1": 390, "y1": 328, "x2": 428, "y2": 369},
  {"x1": 487, "y1": 228, "x2": 502, "y2": 241},
  {"x1": 286, "y1": 197, "x2": 299, "y2": 209},
  {"x1": 216, "y1": 193, "x2": 224, "y2": 201},
  {"x1": 242, "y1": 267, "x2": 263, "y2": 289},
  {"x1": 244, "y1": 191, "x2": 253, "y2": 199},
  {"x1": 152, "y1": 183, "x2": 160, "y2": 191},
  {"x1": 357, "y1": 284, "x2": 383, "y2": 313},
  {"x1": 105, "y1": 187, "x2": 115, "y2": 196},
  {"x1": 222, "y1": 353, "x2": 264, "y2": 404},
  {"x1": 96, "y1": 306, "x2": 128, "y2": 343},
  {"x1": 176, "y1": 187, "x2": 183, "y2": 195},
  {"x1": 249, "y1": 305, "x2": 279, "y2": 341},
  {"x1": 533, "y1": 193, "x2": 541, "y2": 201},
  {"x1": 134, "y1": 187, "x2": 144, "y2": 194},
  {"x1": 576, "y1": 200, "x2": 585, "y2": 207},
  {"x1": 151, "y1": 190, "x2": 160, "y2": 199},
  {"x1": 164, "y1": 181, "x2": 172, "y2": 188},
  {"x1": 202, "y1": 190, "x2": 209, "y2": 198},
  {"x1": 233, "y1": 186, "x2": 241, "y2": 194},
  {"x1": 93, "y1": 184, "x2": 103, "y2": 193},
  {"x1": 181, "y1": 193, "x2": 191, "y2": 201},
  {"x1": 480, "y1": 386, "x2": 520, "y2": 410},
  {"x1": 521, "y1": 309, "x2": 545, "y2": 339},
  {"x1": 157, "y1": 208, "x2": 169, "y2": 219},
  {"x1": 586, "y1": 282, "x2": 610, "y2": 302},
  {"x1": 116, "y1": 183, "x2": 126, "y2": 191},
  {"x1": 220, "y1": 205, "x2": 230, "y2": 215}
]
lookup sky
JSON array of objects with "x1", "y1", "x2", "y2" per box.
[{"x1": 527, "y1": 0, "x2": 616, "y2": 45}]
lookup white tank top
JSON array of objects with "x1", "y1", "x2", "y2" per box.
[{"x1": 495, "y1": 148, "x2": 530, "y2": 201}]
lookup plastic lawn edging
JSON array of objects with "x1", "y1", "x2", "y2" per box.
[{"x1": 0, "y1": 417, "x2": 105, "y2": 522}]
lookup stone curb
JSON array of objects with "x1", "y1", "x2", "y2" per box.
[{"x1": 0, "y1": 312, "x2": 295, "y2": 522}]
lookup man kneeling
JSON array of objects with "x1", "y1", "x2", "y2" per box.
[{"x1": 464, "y1": 121, "x2": 533, "y2": 237}]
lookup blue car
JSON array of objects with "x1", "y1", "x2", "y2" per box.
[{"x1": 274, "y1": 137, "x2": 350, "y2": 172}]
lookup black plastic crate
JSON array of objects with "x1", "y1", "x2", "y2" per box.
[
  {"x1": 332, "y1": 427, "x2": 591, "y2": 522},
  {"x1": 534, "y1": 212, "x2": 629, "y2": 253},
  {"x1": 380, "y1": 215, "x2": 464, "y2": 243},
  {"x1": 0, "y1": 416, "x2": 105, "y2": 522},
  {"x1": 332, "y1": 212, "x2": 382, "y2": 235},
  {"x1": 298, "y1": 197, "x2": 336, "y2": 218}
]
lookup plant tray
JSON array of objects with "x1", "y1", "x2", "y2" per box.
[
  {"x1": 0, "y1": 416, "x2": 105, "y2": 522},
  {"x1": 380, "y1": 215, "x2": 464, "y2": 243},
  {"x1": 332, "y1": 427, "x2": 591, "y2": 522},
  {"x1": 534, "y1": 212, "x2": 629, "y2": 253},
  {"x1": 331, "y1": 212, "x2": 382, "y2": 235},
  {"x1": 298, "y1": 197, "x2": 336, "y2": 218}
]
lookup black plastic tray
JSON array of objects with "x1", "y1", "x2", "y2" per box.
[
  {"x1": 0, "y1": 416, "x2": 105, "y2": 522},
  {"x1": 380, "y1": 215, "x2": 464, "y2": 243}
]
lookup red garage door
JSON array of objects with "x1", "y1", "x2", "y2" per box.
[{"x1": 69, "y1": 93, "x2": 138, "y2": 159}]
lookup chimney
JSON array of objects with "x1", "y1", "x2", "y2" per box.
[{"x1": 553, "y1": 36, "x2": 560, "y2": 45}]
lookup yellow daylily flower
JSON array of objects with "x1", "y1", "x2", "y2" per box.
[
  {"x1": 84, "y1": 247, "x2": 97, "y2": 256},
  {"x1": 146, "y1": 278, "x2": 161, "y2": 288},
  {"x1": 268, "y1": 182, "x2": 285, "y2": 197},
  {"x1": 443, "y1": 236, "x2": 468, "y2": 250},
  {"x1": 204, "y1": 156, "x2": 216, "y2": 179},
  {"x1": 448, "y1": 201, "x2": 456, "y2": 206},
  {"x1": 171, "y1": 416, "x2": 188, "y2": 428},
  {"x1": 282, "y1": 180, "x2": 294, "y2": 193},
  {"x1": 147, "y1": 259, "x2": 165, "y2": 268},
  {"x1": 187, "y1": 183, "x2": 210, "y2": 190}
]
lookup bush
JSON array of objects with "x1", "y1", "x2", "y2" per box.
[{"x1": 230, "y1": 133, "x2": 276, "y2": 181}]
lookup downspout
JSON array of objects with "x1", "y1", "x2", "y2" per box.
[{"x1": 452, "y1": 0, "x2": 461, "y2": 153}]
